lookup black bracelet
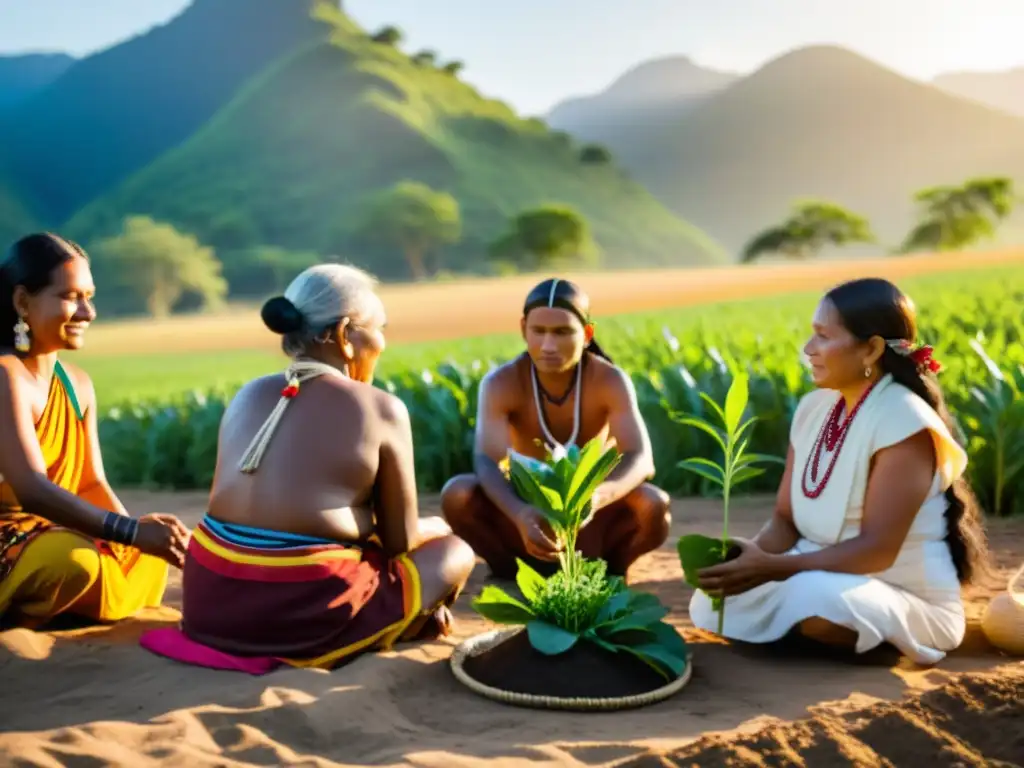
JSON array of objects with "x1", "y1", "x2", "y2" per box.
[{"x1": 102, "y1": 512, "x2": 139, "y2": 546}]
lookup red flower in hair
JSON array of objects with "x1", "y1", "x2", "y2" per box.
[{"x1": 910, "y1": 345, "x2": 942, "y2": 374}]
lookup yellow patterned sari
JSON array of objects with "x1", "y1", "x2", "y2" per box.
[{"x1": 0, "y1": 361, "x2": 168, "y2": 626}]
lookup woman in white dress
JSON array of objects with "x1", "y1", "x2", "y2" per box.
[{"x1": 689, "y1": 277, "x2": 991, "y2": 665}]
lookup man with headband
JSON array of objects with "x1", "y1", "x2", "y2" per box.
[{"x1": 440, "y1": 277, "x2": 671, "y2": 581}]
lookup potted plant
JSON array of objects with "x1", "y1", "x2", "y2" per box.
[
  {"x1": 668, "y1": 372, "x2": 785, "y2": 634},
  {"x1": 450, "y1": 437, "x2": 692, "y2": 710}
]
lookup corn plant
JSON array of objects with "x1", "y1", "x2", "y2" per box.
[
  {"x1": 958, "y1": 339, "x2": 1024, "y2": 517},
  {"x1": 91, "y1": 268, "x2": 1024, "y2": 522},
  {"x1": 470, "y1": 437, "x2": 690, "y2": 680},
  {"x1": 667, "y1": 373, "x2": 785, "y2": 634}
]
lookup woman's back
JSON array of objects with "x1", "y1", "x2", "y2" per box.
[{"x1": 208, "y1": 370, "x2": 390, "y2": 544}]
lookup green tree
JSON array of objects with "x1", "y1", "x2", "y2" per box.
[
  {"x1": 412, "y1": 50, "x2": 437, "y2": 67},
  {"x1": 899, "y1": 177, "x2": 1018, "y2": 254},
  {"x1": 354, "y1": 181, "x2": 462, "y2": 281},
  {"x1": 489, "y1": 205, "x2": 599, "y2": 270},
  {"x1": 442, "y1": 60, "x2": 465, "y2": 76},
  {"x1": 93, "y1": 215, "x2": 228, "y2": 317},
  {"x1": 579, "y1": 145, "x2": 612, "y2": 164},
  {"x1": 251, "y1": 246, "x2": 321, "y2": 293},
  {"x1": 741, "y1": 200, "x2": 875, "y2": 263},
  {"x1": 371, "y1": 26, "x2": 402, "y2": 45}
]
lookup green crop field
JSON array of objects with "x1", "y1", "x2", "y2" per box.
[{"x1": 88, "y1": 264, "x2": 1024, "y2": 519}]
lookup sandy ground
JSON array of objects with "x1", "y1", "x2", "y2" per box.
[
  {"x1": 1, "y1": 491, "x2": 1022, "y2": 767},
  {"x1": 80, "y1": 248, "x2": 1024, "y2": 354}
]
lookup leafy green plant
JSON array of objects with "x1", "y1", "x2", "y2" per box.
[
  {"x1": 959, "y1": 339, "x2": 1024, "y2": 517},
  {"x1": 667, "y1": 373, "x2": 785, "y2": 634},
  {"x1": 470, "y1": 438, "x2": 690, "y2": 681}
]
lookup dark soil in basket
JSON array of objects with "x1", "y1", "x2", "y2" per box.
[{"x1": 461, "y1": 630, "x2": 673, "y2": 699}]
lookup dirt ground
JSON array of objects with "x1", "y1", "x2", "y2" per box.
[{"x1": 0, "y1": 491, "x2": 1022, "y2": 767}]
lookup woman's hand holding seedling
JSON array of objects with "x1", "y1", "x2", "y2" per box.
[{"x1": 696, "y1": 537, "x2": 780, "y2": 597}]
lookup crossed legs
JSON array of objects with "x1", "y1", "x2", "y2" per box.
[{"x1": 440, "y1": 474, "x2": 671, "y2": 581}]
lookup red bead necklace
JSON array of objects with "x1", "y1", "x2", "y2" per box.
[{"x1": 801, "y1": 380, "x2": 880, "y2": 499}]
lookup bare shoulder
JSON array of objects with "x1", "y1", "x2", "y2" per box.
[
  {"x1": 0, "y1": 354, "x2": 20, "y2": 382},
  {"x1": 56, "y1": 359, "x2": 98, "y2": 410},
  {"x1": 589, "y1": 356, "x2": 635, "y2": 400},
  {"x1": 479, "y1": 356, "x2": 525, "y2": 402},
  {"x1": 370, "y1": 385, "x2": 411, "y2": 426}
]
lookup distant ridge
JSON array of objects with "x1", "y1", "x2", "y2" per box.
[
  {"x1": 0, "y1": 53, "x2": 75, "y2": 111},
  {"x1": 550, "y1": 44, "x2": 1024, "y2": 252},
  {"x1": 0, "y1": 0, "x2": 332, "y2": 223},
  {"x1": 61, "y1": 3, "x2": 726, "y2": 278},
  {"x1": 546, "y1": 55, "x2": 740, "y2": 142},
  {"x1": 933, "y1": 67, "x2": 1024, "y2": 118}
]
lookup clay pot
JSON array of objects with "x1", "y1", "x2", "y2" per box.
[{"x1": 981, "y1": 563, "x2": 1024, "y2": 656}]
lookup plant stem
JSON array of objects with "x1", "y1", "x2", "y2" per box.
[{"x1": 718, "y1": 435, "x2": 734, "y2": 636}]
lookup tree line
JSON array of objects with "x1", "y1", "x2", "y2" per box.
[
  {"x1": 77, "y1": 174, "x2": 1019, "y2": 321},
  {"x1": 740, "y1": 177, "x2": 1019, "y2": 263}
]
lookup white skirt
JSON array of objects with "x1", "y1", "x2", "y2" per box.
[{"x1": 688, "y1": 544, "x2": 966, "y2": 666}]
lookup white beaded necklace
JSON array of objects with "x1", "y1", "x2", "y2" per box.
[{"x1": 530, "y1": 279, "x2": 582, "y2": 460}]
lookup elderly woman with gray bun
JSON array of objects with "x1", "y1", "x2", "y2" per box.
[{"x1": 164, "y1": 264, "x2": 475, "y2": 671}]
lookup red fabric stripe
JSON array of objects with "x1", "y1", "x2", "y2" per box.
[{"x1": 195, "y1": 521, "x2": 357, "y2": 558}]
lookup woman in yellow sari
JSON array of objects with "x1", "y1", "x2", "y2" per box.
[{"x1": 0, "y1": 233, "x2": 190, "y2": 628}]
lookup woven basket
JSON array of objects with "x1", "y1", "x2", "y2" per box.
[
  {"x1": 981, "y1": 562, "x2": 1024, "y2": 656},
  {"x1": 450, "y1": 628, "x2": 693, "y2": 712}
]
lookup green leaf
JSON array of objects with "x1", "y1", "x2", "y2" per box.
[
  {"x1": 564, "y1": 446, "x2": 622, "y2": 524},
  {"x1": 605, "y1": 605, "x2": 670, "y2": 635},
  {"x1": 698, "y1": 391, "x2": 727, "y2": 425},
  {"x1": 734, "y1": 452, "x2": 787, "y2": 469},
  {"x1": 514, "y1": 558, "x2": 547, "y2": 603},
  {"x1": 617, "y1": 642, "x2": 686, "y2": 680},
  {"x1": 585, "y1": 634, "x2": 621, "y2": 655},
  {"x1": 472, "y1": 586, "x2": 537, "y2": 624},
  {"x1": 566, "y1": 444, "x2": 582, "y2": 465},
  {"x1": 676, "y1": 534, "x2": 732, "y2": 588},
  {"x1": 731, "y1": 466, "x2": 766, "y2": 486},
  {"x1": 527, "y1": 620, "x2": 580, "y2": 655},
  {"x1": 672, "y1": 416, "x2": 728, "y2": 455},
  {"x1": 677, "y1": 459, "x2": 724, "y2": 487},
  {"x1": 594, "y1": 590, "x2": 632, "y2": 625},
  {"x1": 509, "y1": 460, "x2": 552, "y2": 510},
  {"x1": 507, "y1": 449, "x2": 555, "y2": 478},
  {"x1": 626, "y1": 590, "x2": 664, "y2": 611},
  {"x1": 648, "y1": 620, "x2": 690, "y2": 661},
  {"x1": 724, "y1": 373, "x2": 750, "y2": 437},
  {"x1": 565, "y1": 437, "x2": 606, "y2": 504}
]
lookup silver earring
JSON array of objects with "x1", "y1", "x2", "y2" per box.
[
  {"x1": 13, "y1": 317, "x2": 30, "y2": 353},
  {"x1": 864, "y1": 366, "x2": 872, "y2": 379}
]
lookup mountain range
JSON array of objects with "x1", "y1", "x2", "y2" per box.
[
  {"x1": 0, "y1": 0, "x2": 723, "y2": 283},
  {"x1": 0, "y1": 0, "x2": 1021, "y2": 287},
  {"x1": 546, "y1": 48, "x2": 1024, "y2": 251}
]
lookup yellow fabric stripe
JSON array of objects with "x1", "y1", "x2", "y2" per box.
[
  {"x1": 280, "y1": 554, "x2": 424, "y2": 670},
  {"x1": 191, "y1": 527, "x2": 361, "y2": 567}
]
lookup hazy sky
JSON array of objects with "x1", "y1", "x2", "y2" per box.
[{"x1": 1, "y1": 0, "x2": 1022, "y2": 114}]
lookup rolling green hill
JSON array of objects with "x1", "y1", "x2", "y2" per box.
[
  {"x1": 0, "y1": 0, "x2": 331, "y2": 224},
  {"x1": 0, "y1": 54, "x2": 75, "y2": 112},
  {"x1": 551, "y1": 46, "x2": 1024, "y2": 252},
  {"x1": 0, "y1": 169, "x2": 35, "y2": 248},
  {"x1": 65, "y1": 4, "x2": 725, "y2": 276}
]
